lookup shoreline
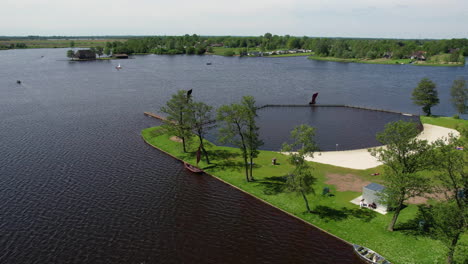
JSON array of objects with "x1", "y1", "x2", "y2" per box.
[
  {"x1": 141, "y1": 134, "x2": 354, "y2": 248},
  {"x1": 308, "y1": 56, "x2": 465, "y2": 67}
]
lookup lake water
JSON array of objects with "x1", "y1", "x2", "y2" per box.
[{"x1": 1, "y1": 49, "x2": 466, "y2": 263}]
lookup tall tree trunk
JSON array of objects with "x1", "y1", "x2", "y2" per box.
[
  {"x1": 249, "y1": 156, "x2": 254, "y2": 181},
  {"x1": 182, "y1": 137, "x2": 187, "y2": 152},
  {"x1": 243, "y1": 152, "x2": 249, "y2": 182},
  {"x1": 301, "y1": 190, "x2": 311, "y2": 213},
  {"x1": 446, "y1": 230, "x2": 461, "y2": 264},
  {"x1": 388, "y1": 201, "x2": 404, "y2": 231},
  {"x1": 197, "y1": 135, "x2": 210, "y2": 164},
  {"x1": 236, "y1": 123, "x2": 249, "y2": 182}
]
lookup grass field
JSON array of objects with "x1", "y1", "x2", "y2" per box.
[
  {"x1": 420, "y1": 116, "x2": 468, "y2": 130},
  {"x1": 0, "y1": 39, "x2": 127, "y2": 49},
  {"x1": 142, "y1": 122, "x2": 467, "y2": 264},
  {"x1": 308, "y1": 56, "x2": 465, "y2": 67}
]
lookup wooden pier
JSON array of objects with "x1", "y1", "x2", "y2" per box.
[{"x1": 144, "y1": 112, "x2": 169, "y2": 122}]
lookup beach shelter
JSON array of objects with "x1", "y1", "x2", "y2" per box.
[{"x1": 362, "y1": 183, "x2": 388, "y2": 212}]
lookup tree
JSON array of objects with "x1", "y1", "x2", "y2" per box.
[
  {"x1": 95, "y1": 46, "x2": 104, "y2": 58},
  {"x1": 70, "y1": 40, "x2": 75, "y2": 48},
  {"x1": 430, "y1": 134, "x2": 467, "y2": 263},
  {"x1": 160, "y1": 90, "x2": 193, "y2": 152},
  {"x1": 370, "y1": 121, "x2": 434, "y2": 231},
  {"x1": 104, "y1": 47, "x2": 111, "y2": 57},
  {"x1": 67, "y1": 49, "x2": 74, "y2": 60},
  {"x1": 281, "y1": 125, "x2": 318, "y2": 212},
  {"x1": 217, "y1": 102, "x2": 251, "y2": 181},
  {"x1": 189, "y1": 101, "x2": 215, "y2": 164},
  {"x1": 418, "y1": 201, "x2": 466, "y2": 264},
  {"x1": 412, "y1": 78, "x2": 439, "y2": 116},
  {"x1": 241, "y1": 96, "x2": 263, "y2": 181},
  {"x1": 450, "y1": 77, "x2": 468, "y2": 114}
]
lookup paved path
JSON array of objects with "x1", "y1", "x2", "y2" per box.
[{"x1": 299, "y1": 124, "x2": 459, "y2": 170}]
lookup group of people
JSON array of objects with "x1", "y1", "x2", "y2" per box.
[{"x1": 359, "y1": 199, "x2": 377, "y2": 209}]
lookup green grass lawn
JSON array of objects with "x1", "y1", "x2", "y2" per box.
[
  {"x1": 307, "y1": 56, "x2": 464, "y2": 67},
  {"x1": 142, "y1": 126, "x2": 467, "y2": 264},
  {"x1": 420, "y1": 116, "x2": 468, "y2": 130}
]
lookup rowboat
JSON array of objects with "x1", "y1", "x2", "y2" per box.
[
  {"x1": 183, "y1": 162, "x2": 203, "y2": 173},
  {"x1": 353, "y1": 244, "x2": 391, "y2": 264}
]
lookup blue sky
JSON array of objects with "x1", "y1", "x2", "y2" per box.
[{"x1": 2, "y1": 0, "x2": 468, "y2": 38}]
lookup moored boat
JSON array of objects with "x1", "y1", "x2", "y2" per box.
[
  {"x1": 183, "y1": 162, "x2": 203, "y2": 173},
  {"x1": 353, "y1": 244, "x2": 391, "y2": 264}
]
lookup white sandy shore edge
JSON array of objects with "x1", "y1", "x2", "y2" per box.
[{"x1": 284, "y1": 124, "x2": 460, "y2": 170}]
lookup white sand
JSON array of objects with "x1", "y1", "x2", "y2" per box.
[{"x1": 286, "y1": 124, "x2": 459, "y2": 170}]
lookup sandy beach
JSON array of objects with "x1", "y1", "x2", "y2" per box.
[{"x1": 291, "y1": 124, "x2": 459, "y2": 170}]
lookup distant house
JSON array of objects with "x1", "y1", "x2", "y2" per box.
[
  {"x1": 74, "y1": 50, "x2": 96, "y2": 60},
  {"x1": 247, "y1": 51, "x2": 262, "y2": 56},
  {"x1": 410, "y1": 51, "x2": 426, "y2": 61},
  {"x1": 448, "y1": 48, "x2": 460, "y2": 54},
  {"x1": 383, "y1": 52, "x2": 393, "y2": 59},
  {"x1": 362, "y1": 183, "x2": 387, "y2": 211},
  {"x1": 209, "y1": 43, "x2": 224, "y2": 47},
  {"x1": 113, "y1": 54, "x2": 129, "y2": 59}
]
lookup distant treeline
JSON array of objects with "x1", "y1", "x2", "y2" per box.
[{"x1": 104, "y1": 34, "x2": 468, "y2": 61}]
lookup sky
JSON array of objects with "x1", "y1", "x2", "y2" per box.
[{"x1": 2, "y1": 0, "x2": 468, "y2": 39}]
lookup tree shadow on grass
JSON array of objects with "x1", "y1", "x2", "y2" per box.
[
  {"x1": 312, "y1": 206, "x2": 349, "y2": 222},
  {"x1": 344, "y1": 208, "x2": 377, "y2": 222},
  {"x1": 255, "y1": 176, "x2": 287, "y2": 195},
  {"x1": 311, "y1": 206, "x2": 378, "y2": 222}
]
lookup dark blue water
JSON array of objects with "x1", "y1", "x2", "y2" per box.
[{"x1": 1, "y1": 48, "x2": 465, "y2": 263}]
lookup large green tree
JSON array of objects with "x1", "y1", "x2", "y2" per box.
[
  {"x1": 217, "y1": 102, "x2": 250, "y2": 181},
  {"x1": 370, "y1": 121, "x2": 434, "y2": 231},
  {"x1": 242, "y1": 96, "x2": 263, "y2": 181},
  {"x1": 160, "y1": 90, "x2": 193, "y2": 152},
  {"x1": 431, "y1": 134, "x2": 467, "y2": 263},
  {"x1": 419, "y1": 201, "x2": 466, "y2": 264},
  {"x1": 412, "y1": 78, "x2": 439, "y2": 116},
  {"x1": 66, "y1": 49, "x2": 74, "y2": 60},
  {"x1": 189, "y1": 101, "x2": 215, "y2": 164},
  {"x1": 282, "y1": 125, "x2": 318, "y2": 213},
  {"x1": 217, "y1": 96, "x2": 262, "y2": 182},
  {"x1": 450, "y1": 77, "x2": 468, "y2": 114},
  {"x1": 95, "y1": 46, "x2": 104, "y2": 58}
]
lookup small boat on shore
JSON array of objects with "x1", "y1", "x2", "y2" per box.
[
  {"x1": 353, "y1": 244, "x2": 391, "y2": 264},
  {"x1": 183, "y1": 162, "x2": 203, "y2": 173}
]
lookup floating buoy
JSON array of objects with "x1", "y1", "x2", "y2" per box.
[
  {"x1": 17, "y1": 80, "x2": 21, "y2": 84},
  {"x1": 115, "y1": 63, "x2": 122, "y2": 70}
]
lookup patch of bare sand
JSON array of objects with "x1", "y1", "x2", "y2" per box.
[
  {"x1": 408, "y1": 192, "x2": 448, "y2": 204},
  {"x1": 170, "y1": 136, "x2": 182, "y2": 143},
  {"x1": 325, "y1": 173, "x2": 371, "y2": 192}
]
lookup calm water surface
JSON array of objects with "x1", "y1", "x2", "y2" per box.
[{"x1": 1, "y1": 49, "x2": 466, "y2": 263}]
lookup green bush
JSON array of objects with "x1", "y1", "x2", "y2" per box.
[{"x1": 223, "y1": 50, "x2": 235, "y2": 56}]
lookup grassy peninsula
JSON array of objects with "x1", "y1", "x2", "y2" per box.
[
  {"x1": 308, "y1": 55, "x2": 465, "y2": 67},
  {"x1": 142, "y1": 116, "x2": 467, "y2": 264}
]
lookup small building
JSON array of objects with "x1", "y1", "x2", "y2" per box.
[
  {"x1": 74, "y1": 50, "x2": 96, "y2": 60},
  {"x1": 113, "y1": 54, "x2": 129, "y2": 59},
  {"x1": 209, "y1": 43, "x2": 224, "y2": 47},
  {"x1": 383, "y1": 52, "x2": 393, "y2": 59},
  {"x1": 362, "y1": 183, "x2": 387, "y2": 211},
  {"x1": 410, "y1": 51, "x2": 426, "y2": 61}
]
